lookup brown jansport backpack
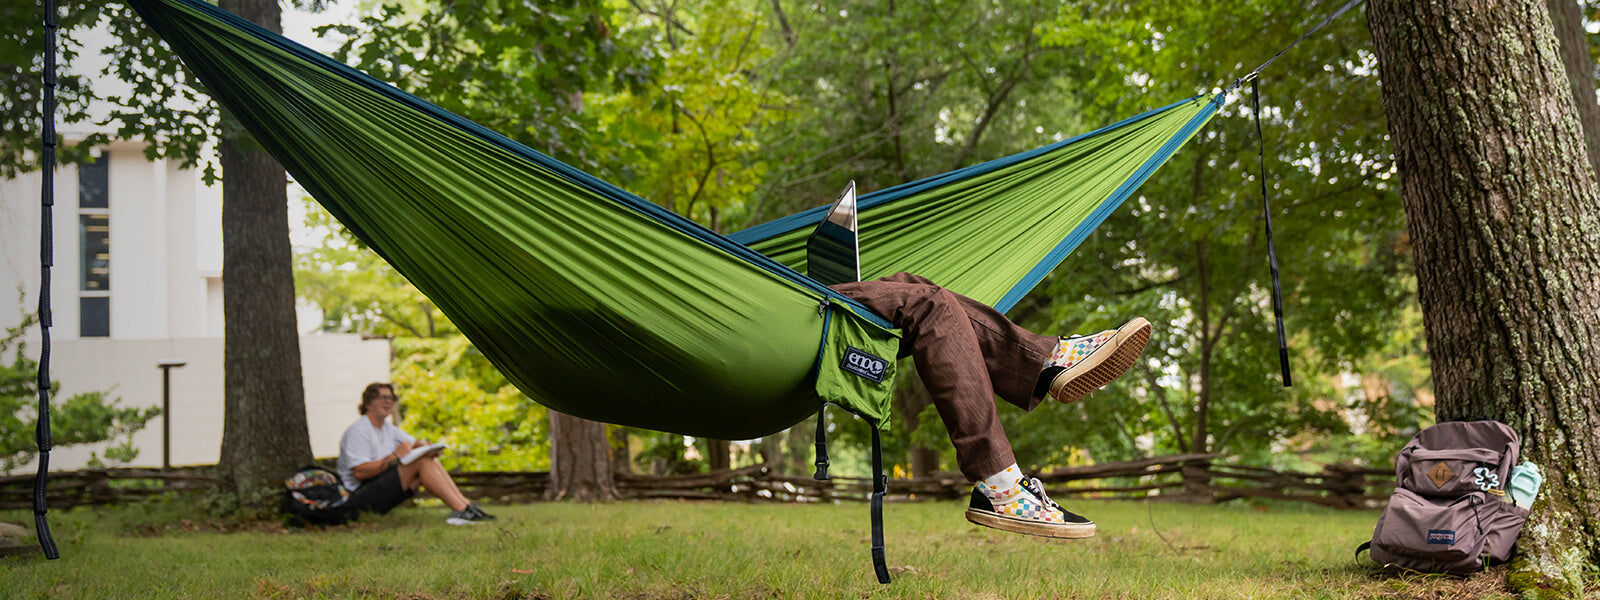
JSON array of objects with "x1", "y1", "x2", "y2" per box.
[{"x1": 1358, "y1": 420, "x2": 1530, "y2": 574}]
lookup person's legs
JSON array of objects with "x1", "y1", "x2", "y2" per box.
[
  {"x1": 398, "y1": 457, "x2": 469, "y2": 511},
  {"x1": 348, "y1": 465, "x2": 415, "y2": 514},
  {"x1": 870, "y1": 272, "x2": 1059, "y2": 409},
  {"x1": 833, "y1": 273, "x2": 1054, "y2": 481},
  {"x1": 834, "y1": 272, "x2": 1147, "y2": 539}
]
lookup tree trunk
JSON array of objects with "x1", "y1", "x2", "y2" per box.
[
  {"x1": 706, "y1": 439, "x2": 731, "y2": 471},
  {"x1": 547, "y1": 410, "x2": 618, "y2": 501},
  {"x1": 758, "y1": 434, "x2": 781, "y2": 467},
  {"x1": 1547, "y1": 0, "x2": 1600, "y2": 178},
  {"x1": 213, "y1": 0, "x2": 312, "y2": 507},
  {"x1": 1368, "y1": 0, "x2": 1600, "y2": 593}
]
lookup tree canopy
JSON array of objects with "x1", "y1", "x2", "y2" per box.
[{"x1": 281, "y1": 0, "x2": 1430, "y2": 480}]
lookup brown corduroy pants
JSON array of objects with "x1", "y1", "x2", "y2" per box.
[{"x1": 831, "y1": 272, "x2": 1056, "y2": 482}]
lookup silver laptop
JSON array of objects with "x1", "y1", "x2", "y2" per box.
[{"x1": 805, "y1": 181, "x2": 860, "y2": 286}]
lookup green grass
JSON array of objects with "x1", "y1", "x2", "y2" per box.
[{"x1": 2, "y1": 498, "x2": 1519, "y2": 599}]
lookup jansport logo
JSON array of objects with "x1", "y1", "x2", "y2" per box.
[
  {"x1": 841, "y1": 347, "x2": 887, "y2": 383},
  {"x1": 1427, "y1": 529, "x2": 1456, "y2": 545}
]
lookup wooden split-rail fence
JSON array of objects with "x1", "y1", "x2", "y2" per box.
[{"x1": 0, "y1": 453, "x2": 1393, "y2": 511}]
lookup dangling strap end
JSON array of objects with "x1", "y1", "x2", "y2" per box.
[
  {"x1": 812, "y1": 403, "x2": 830, "y2": 480},
  {"x1": 871, "y1": 545, "x2": 890, "y2": 584},
  {"x1": 1279, "y1": 347, "x2": 1292, "y2": 388},
  {"x1": 869, "y1": 424, "x2": 890, "y2": 584}
]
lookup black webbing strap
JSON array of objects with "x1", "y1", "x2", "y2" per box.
[
  {"x1": 869, "y1": 425, "x2": 890, "y2": 584},
  {"x1": 36, "y1": 0, "x2": 61, "y2": 560},
  {"x1": 812, "y1": 403, "x2": 830, "y2": 480},
  {"x1": 1221, "y1": 1, "x2": 1365, "y2": 387},
  {"x1": 1355, "y1": 541, "x2": 1370, "y2": 559},
  {"x1": 1240, "y1": 0, "x2": 1365, "y2": 84},
  {"x1": 1251, "y1": 79, "x2": 1292, "y2": 388}
]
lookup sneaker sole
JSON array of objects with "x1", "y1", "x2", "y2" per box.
[
  {"x1": 445, "y1": 517, "x2": 481, "y2": 526},
  {"x1": 964, "y1": 509, "x2": 1096, "y2": 539},
  {"x1": 1049, "y1": 317, "x2": 1151, "y2": 404}
]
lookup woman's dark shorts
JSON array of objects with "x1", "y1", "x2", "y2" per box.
[{"x1": 347, "y1": 464, "x2": 414, "y2": 514}]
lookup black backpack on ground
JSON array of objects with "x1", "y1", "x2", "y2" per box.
[{"x1": 281, "y1": 465, "x2": 359, "y2": 527}]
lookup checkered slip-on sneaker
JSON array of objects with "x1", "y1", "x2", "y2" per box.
[
  {"x1": 964, "y1": 477, "x2": 1095, "y2": 539},
  {"x1": 1045, "y1": 317, "x2": 1152, "y2": 404}
]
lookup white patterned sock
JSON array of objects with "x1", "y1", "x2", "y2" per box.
[{"x1": 977, "y1": 464, "x2": 1025, "y2": 503}]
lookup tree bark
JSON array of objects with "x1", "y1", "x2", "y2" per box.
[
  {"x1": 1368, "y1": 0, "x2": 1600, "y2": 593},
  {"x1": 1547, "y1": 0, "x2": 1600, "y2": 178},
  {"x1": 547, "y1": 410, "x2": 618, "y2": 501},
  {"x1": 706, "y1": 439, "x2": 731, "y2": 471},
  {"x1": 213, "y1": 0, "x2": 313, "y2": 506}
]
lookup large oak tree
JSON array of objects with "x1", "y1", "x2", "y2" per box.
[
  {"x1": 1368, "y1": 0, "x2": 1600, "y2": 593},
  {"x1": 212, "y1": 0, "x2": 314, "y2": 503}
]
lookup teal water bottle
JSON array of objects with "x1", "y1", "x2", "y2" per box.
[{"x1": 1509, "y1": 462, "x2": 1542, "y2": 509}]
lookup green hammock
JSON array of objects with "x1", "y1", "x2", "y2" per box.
[{"x1": 125, "y1": 0, "x2": 1221, "y2": 440}]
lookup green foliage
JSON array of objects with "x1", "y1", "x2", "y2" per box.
[
  {"x1": 294, "y1": 198, "x2": 458, "y2": 339},
  {"x1": 746, "y1": 0, "x2": 1088, "y2": 224},
  {"x1": 315, "y1": 0, "x2": 641, "y2": 169},
  {"x1": 0, "y1": 315, "x2": 159, "y2": 473},
  {"x1": 992, "y1": 0, "x2": 1420, "y2": 466},
  {"x1": 590, "y1": 0, "x2": 790, "y2": 229},
  {"x1": 1, "y1": 0, "x2": 115, "y2": 175},
  {"x1": 4, "y1": 0, "x2": 347, "y2": 179},
  {"x1": 389, "y1": 337, "x2": 550, "y2": 472}
]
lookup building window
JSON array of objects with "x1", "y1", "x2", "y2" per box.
[
  {"x1": 79, "y1": 214, "x2": 110, "y2": 291},
  {"x1": 79, "y1": 297, "x2": 109, "y2": 338},
  {"x1": 79, "y1": 152, "x2": 110, "y2": 338},
  {"x1": 79, "y1": 153, "x2": 108, "y2": 209}
]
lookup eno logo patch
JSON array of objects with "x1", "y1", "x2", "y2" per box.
[
  {"x1": 1427, "y1": 529, "x2": 1456, "y2": 545},
  {"x1": 840, "y1": 347, "x2": 888, "y2": 383}
]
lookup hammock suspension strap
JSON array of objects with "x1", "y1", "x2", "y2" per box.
[
  {"x1": 35, "y1": 0, "x2": 62, "y2": 560},
  {"x1": 1251, "y1": 80, "x2": 1292, "y2": 388},
  {"x1": 869, "y1": 425, "x2": 890, "y2": 584}
]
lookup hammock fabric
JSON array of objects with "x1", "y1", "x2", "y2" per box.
[{"x1": 125, "y1": 0, "x2": 1222, "y2": 441}]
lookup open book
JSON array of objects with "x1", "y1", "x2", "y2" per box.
[{"x1": 400, "y1": 442, "x2": 449, "y2": 465}]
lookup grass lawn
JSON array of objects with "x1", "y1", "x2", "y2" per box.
[{"x1": 3, "y1": 498, "x2": 1526, "y2": 599}]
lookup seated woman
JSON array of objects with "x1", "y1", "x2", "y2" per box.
[{"x1": 336, "y1": 382, "x2": 495, "y2": 525}]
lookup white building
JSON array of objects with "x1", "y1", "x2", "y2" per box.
[{"x1": 2, "y1": 21, "x2": 388, "y2": 471}]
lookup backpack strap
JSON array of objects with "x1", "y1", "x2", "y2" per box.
[
  {"x1": 1355, "y1": 540, "x2": 1371, "y2": 560},
  {"x1": 869, "y1": 424, "x2": 890, "y2": 584}
]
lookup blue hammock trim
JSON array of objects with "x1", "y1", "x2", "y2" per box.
[
  {"x1": 992, "y1": 94, "x2": 1227, "y2": 313},
  {"x1": 730, "y1": 94, "x2": 1225, "y2": 315},
  {"x1": 730, "y1": 95, "x2": 1201, "y2": 245}
]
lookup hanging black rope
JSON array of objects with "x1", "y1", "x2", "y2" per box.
[
  {"x1": 1252, "y1": 80, "x2": 1292, "y2": 388},
  {"x1": 36, "y1": 0, "x2": 62, "y2": 560}
]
